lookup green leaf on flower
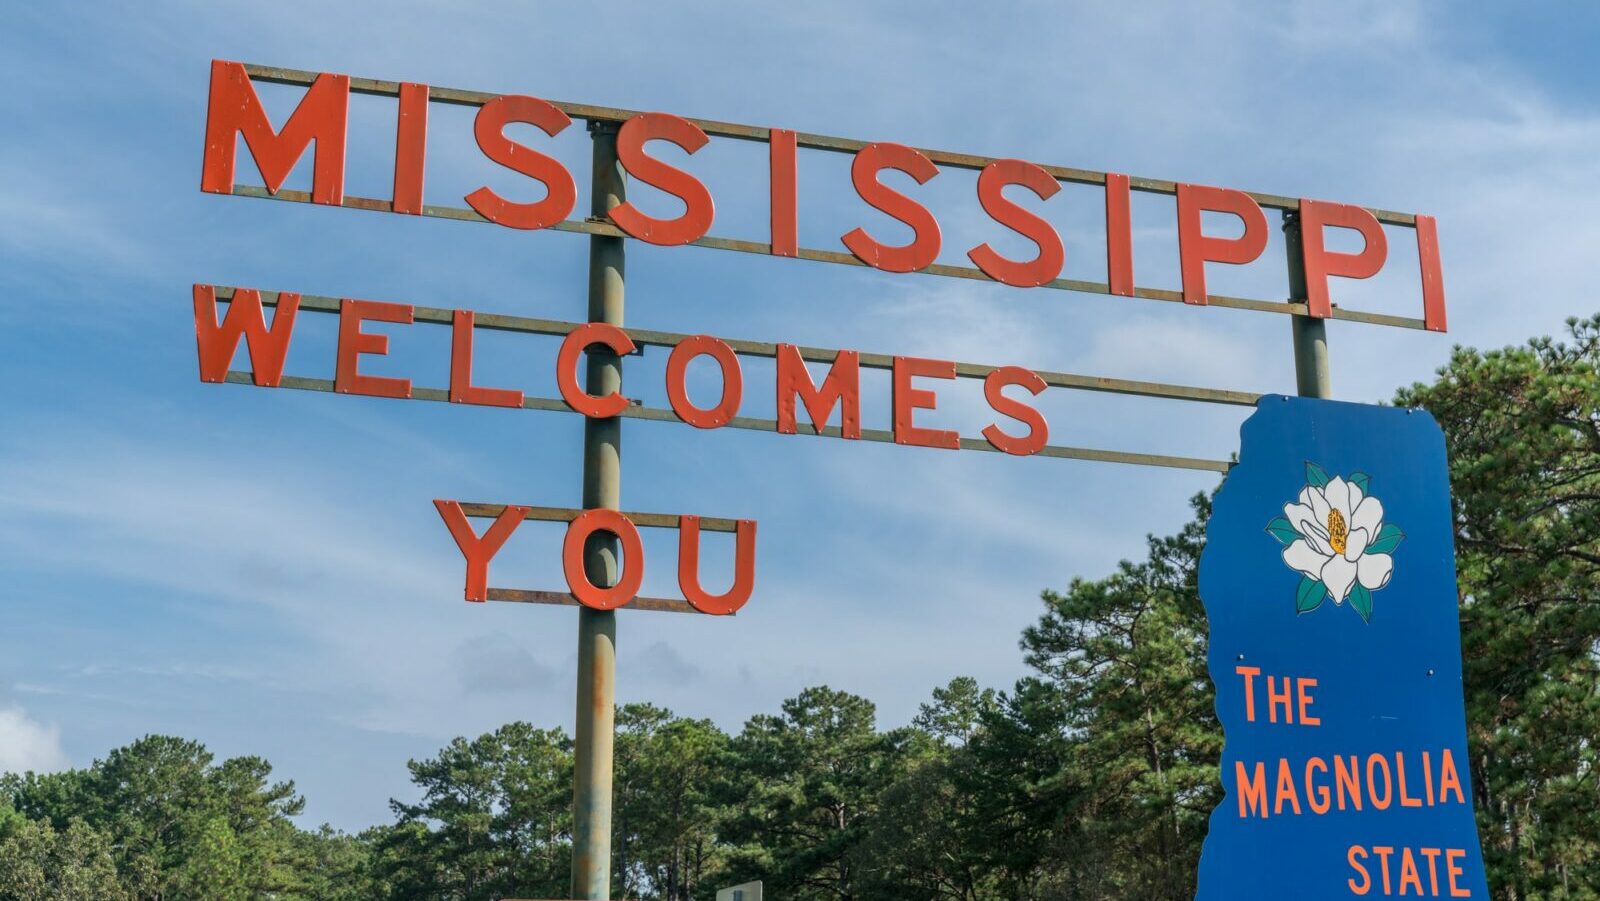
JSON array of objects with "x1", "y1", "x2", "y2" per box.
[
  {"x1": 1305, "y1": 461, "x2": 1330, "y2": 489},
  {"x1": 1350, "y1": 472, "x2": 1371, "y2": 495},
  {"x1": 1348, "y1": 584, "x2": 1374, "y2": 622},
  {"x1": 1265, "y1": 517, "x2": 1300, "y2": 545},
  {"x1": 1366, "y1": 523, "x2": 1405, "y2": 555},
  {"x1": 1295, "y1": 576, "x2": 1326, "y2": 614}
]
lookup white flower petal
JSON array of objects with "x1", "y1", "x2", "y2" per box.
[
  {"x1": 1324, "y1": 477, "x2": 1352, "y2": 519},
  {"x1": 1347, "y1": 480, "x2": 1365, "y2": 512},
  {"x1": 1308, "y1": 485, "x2": 1331, "y2": 523},
  {"x1": 1321, "y1": 555, "x2": 1358, "y2": 604},
  {"x1": 1358, "y1": 553, "x2": 1393, "y2": 590},
  {"x1": 1283, "y1": 502, "x2": 1315, "y2": 527},
  {"x1": 1345, "y1": 527, "x2": 1369, "y2": 562},
  {"x1": 1297, "y1": 517, "x2": 1334, "y2": 556},
  {"x1": 1351, "y1": 495, "x2": 1384, "y2": 538},
  {"x1": 1283, "y1": 540, "x2": 1331, "y2": 579}
]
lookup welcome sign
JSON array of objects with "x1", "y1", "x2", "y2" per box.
[
  {"x1": 194, "y1": 57, "x2": 1480, "y2": 898},
  {"x1": 1197, "y1": 398, "x2": 1487, "y2": 898}
]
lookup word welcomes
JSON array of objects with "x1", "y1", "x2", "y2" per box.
[{"x1": 194, "y1": 287, "x2": 1052, "y2": 456}]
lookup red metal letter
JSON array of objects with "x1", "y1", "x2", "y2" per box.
[
  {"x1": 450, "y1": 310, "x2": 523, "y2": 408},
  {"x1": 1415, "y1": 214, "x2": 1447, "y2": 332},
  {"x1": 770, "y1": 128, "x2": 799, "y2": 257},
  {"x1": 775, "y1": 345, "x2": 861, "y2": 439},
  {"x1": 1105, "y1": 172, "x2": 1135, "y2": 296},
  {"x1": 335, "y1": 299, "x2": 413, "y2": 399},
  {"x1": 434, "y1": 500, "x2": 529, "y2": 602},
  {"x1": 666, "y1": 335, "x2": 743, "y2": 429},
  {"x1": 610, "y1": 113, "x2": 715, "y2": 246},
  {"x1": 465, "y1": 95, "x2": 576, "y2": 230},
  {"x1": 1176, "y1": 183, "x2": 1269, "y2": 304},
  {"x1": 556, "y1": 323, "x2": 637, "y2": 418},
  {"x1": 193, "y1": 285, "x2": 299, "y2": 387},
  {"x1": 968, "y1": 159, "x2": 1063, "y2": 288},
  {"x1": 562, "y1": 509, "x2": 645, "y2": 611},
  {"x1": 201, "y1": 60, "x2": 349, "y2": 205},
  {"x1": 678, "y1": 516, "x2": 757, "y2": 616},
  {"x1": 982, "y1": 366, "x2": 1048, "y2": 456},
  {"x1": 392, "y1": 82, "x2": 429, "y2": 215},
  {"x1": 893, "y1": 356, "x2": 959, "y2": 450},
  {"x1": 842, "y1": 143, "x2": 941, "y2": 273},
  {"x1": 1299, "y1": 199, "x2": 1388, "y2": 319}
]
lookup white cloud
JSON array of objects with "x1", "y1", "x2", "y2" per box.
[
  {"x1": 628, "y1": 641, "x2": 703, "y2": 686},
  {"x1": 0, "y1": 705, "x2": 69, "y2": 775}
]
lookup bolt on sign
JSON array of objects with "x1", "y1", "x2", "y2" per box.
[{"x1": 193, "y1": 57, "x2": 1478, "y2": 899}]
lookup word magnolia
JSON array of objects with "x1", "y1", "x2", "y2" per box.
[{"x1": 200, "y1": 60, "x2": 1447, "y2": 329}]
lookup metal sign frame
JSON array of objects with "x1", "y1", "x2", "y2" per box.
[{"x1": 193, "y1": 58, "x2": 1451, "y2": 899}]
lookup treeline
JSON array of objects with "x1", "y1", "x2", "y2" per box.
[{"x1": 2, "y1": 317, "x2": 1596, "y2": 900}]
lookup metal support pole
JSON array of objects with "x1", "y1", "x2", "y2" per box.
[
  {"x1": 572, "y1": 120, "x2": 624, "y2": 900},
  {"x1": 1283, "y1": 209, "x2": 1331, "y2": 398}
]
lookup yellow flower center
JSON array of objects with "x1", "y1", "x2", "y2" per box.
[{"x1": 1327, "y1": 508, "x2": 1348, "y2": 555}]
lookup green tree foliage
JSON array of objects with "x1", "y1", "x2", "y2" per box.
[
  {"x1": 0, "y1": 734, "x2": 340, "y2": 899},
  {"x1": 1016, "y1": 495, "x2": 1219, "y2": 898},
  {"x1": 284, "y1": 825, "x2": 377, "y2": 901},
  {"x1": 911, "y1": 676, "x2": 996, "y2": 747},
  {"x1": 1397, "y1": 315, "x2": 1600, "y2": 899},
  {"x1": 613, "y1": 703, "x2": 730, "y2": 900},
  {"x1": 375, "y1": 721, "x2": 573, "y2": 900},
  {"x1": 0, "y1": 814, "x2": 127, "y2": 900},
  {"x1": 722, "y1": 686, "x2": 918, "y2": 900},
  {"x1": 856, "y1": 678, "x2": 1001, "y2": 900}
]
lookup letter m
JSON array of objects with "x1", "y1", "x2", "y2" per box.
[
  {"x1": 201, "y1": 60, "x2": 350, "y2": 205},
  {"x1": 1235, "y1": 761, "x2": 1270, "y2": 819},
  {"x1": 776, "y1": 344, "x2": 861, "y2": 439},
  {"x1": 194, "y1": 286, "x2": 300, "y2": 387}
]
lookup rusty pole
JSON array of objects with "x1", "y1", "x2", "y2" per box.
[
  {"x1": 573, "y1": 120, "x2": 624, "y2": 900},
  {"x1": 1283, "y1": 209, "x2": 1331, "y2": 398}
]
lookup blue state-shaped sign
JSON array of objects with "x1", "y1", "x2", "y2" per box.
[{"x1": 1196, "y1": 396, "x2": 1488, "y2": 899}]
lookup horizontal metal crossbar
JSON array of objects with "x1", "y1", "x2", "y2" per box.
[
  {"x1": 458, "y1": 502, "x2": 739, "y2": 533},
  {"x1": 240, "y1": 62, "x2": 1419, "y2": 227},
  {"x1": 484, "y1": 587, "x2": 712, "y2": 615},
  {"x1": 220, "y1": 371, "x2": 1231, "y2": 473},
  {"x1": 214, "y1": 285, "x2": 1263, "y2": 407},
  {"x1": 228, "y1": 184, "x2": 1427, "y2": 331}
]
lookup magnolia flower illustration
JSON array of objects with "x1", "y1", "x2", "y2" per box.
[{"x1": 1265, "y1": 463, "x2": 1405, "y2": 621}]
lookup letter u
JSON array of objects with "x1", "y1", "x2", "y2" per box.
[{"x1": 678, "y1": 516, "x2": 757, "y2": 615}]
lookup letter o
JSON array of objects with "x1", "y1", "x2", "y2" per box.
[
  {"x1": 562, "y1": 509, "x2": 645, "y2": 610},
  {"x1": 1366, "y1": 753, "x2": 1394, "y2": 811},
  {"x1": 666, "y1": 335, "x2": 743, "y2": 429}
]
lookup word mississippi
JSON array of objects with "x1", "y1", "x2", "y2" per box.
[{"x1": 200, "y1": 60, "x2": 1447, "y2": 329}]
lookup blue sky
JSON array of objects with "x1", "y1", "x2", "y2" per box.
[{"x1": 3, "y1": 1, "x2": 1598, "y2": 832}]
